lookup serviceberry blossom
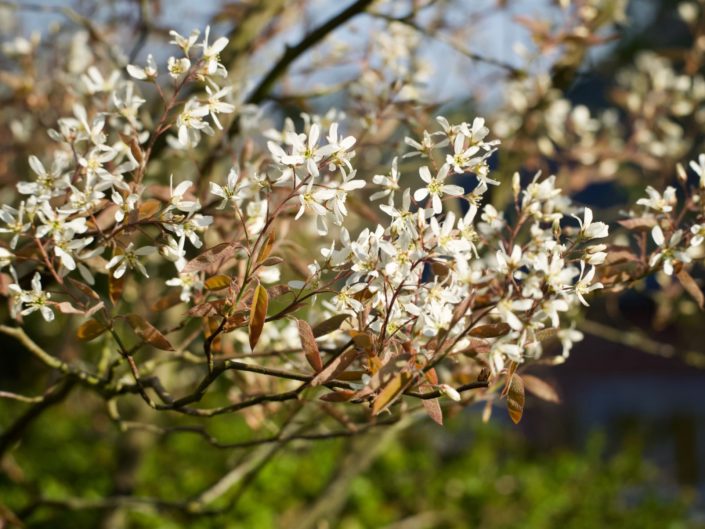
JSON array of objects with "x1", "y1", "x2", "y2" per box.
[
  {"x1": 9, "y1": 273, "x2": 54, "y2": 322},
  {"x1": 176, "y1": 100, "x2": 212, "y2": 148},
  {"x1": 650, "y1": 226, "x2": 690, "y2": 275},
  {"x1": 2, "y1": 20, "x2": 704, "y2": 451},
  {"x1": 210, "y1": 168, "x2": 244, "y2": 209},
  {"x1": 637, "y1": 185, "x2": 677, "y2": 213},
  {"x1": 574, "y1": 207, "x2": 609, "y2": 240},
  {"x1": 413, "y1": 164, "x2": 464, "y2": 215},
  {"x1": 126, "y1": 54, "x2": 158, "y2": 81},
  {"x1": 106, "y1": 243, "x2": 156, "y2": 278}
]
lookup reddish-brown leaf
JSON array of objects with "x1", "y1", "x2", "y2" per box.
[
  {"x1": 258, "y1": 256, "x2": 283, "y2": 267},
  {"x1": 126, "y1": 314, "x2": 174, "y2": 351},
  {"x1": 188, "y1": 300, "x2": 225, "y2": 318},
  {"x1": 68, "y1": 277, "x2": 100, "y2": 300},
  {"x1": 312, "y1": 314, "x2": 350, "y2": 338},
  {"x1": 223, "y1": 310, "x2": 249, "y2": 332},
  {"x1": 469, "y1": 322, "x2": 511, "y2": 338},
  {"x1": 350, "y1": 330, "x2": 374, "y2": 351},
  {"x1": 310, "y1": 348, "x2": 358, "y2": 387},
  {"x1": 55, "y1": 301, "x2": 85, "y2": 315},
  {"x1": 119, "y1": 132, "x2": 144, "y2": 164},
  {"x1": 150, "y1": 290, "x2": 183, "y2": 312},
  {"x1": 522, "y1": 374, "x2": 561, "y2": 403},
  {"x1": 0, "y1": 273, "x2": 12, "y2": 296},
  {"x1": 425, "y1": 367, "x2": 439, "y2": 385},
  {"x1": 257, "y1": 232, "x2": 275, "y2": 264},
  {"x1": 138, "y1": 198, "x2": 162, "y2": 220},
  {"x1": 372, "y1": 371, "x2": 413, "y2": 416},
  {"x1": 335, "y1": 370, "x2": 365, "y2": 381},
  {"x1": 109, "y1": 273, "x2": 125, "y2": 305},
  {"x1": 298, "y1": 319, "x2": 322, "y2": 372},
  {"x1": 183, "y1": 242, "x2": 241, "y2": 273},
  {"x1": 204, "y1": 274, "x2": 232, "y2": 291},
  {"x1": 506, "y1": 374, "x2": 525, "y2": 424},
  {"x1": 677, "y1": 269, "x2": 704, "y2": 309},
  {"x1": 76, "y1": 319, "x2": 107, "y2": 342},
  {"x1": 422, "y1": 397, "x2": 444, "y2": 426},
  {"x1": 319, "y1": 390, "x2": 356, "y2": 402},
  {"x1": 267, "y1": 285, "x2": 292, "y2": 299},
  {"x1": 248, "y1": 283, "x2": 268, "y2": 350}
]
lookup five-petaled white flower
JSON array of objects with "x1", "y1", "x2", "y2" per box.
[
  {"x1": 106, "y1": 243, "x2": 156, "y2": 278},
  {"x1": 10, "y1": 273, "x2": 54, "y2": 322},
  {"x1": 198, "y1": 26, "x2": 228, "y2": 77},
  {"x1": 210, "y1": 168, "x2": 244, "y2": 209},
  {"x1": 650, "y1": 225, "x2": 690, "y2": 275},
  {"x1": 637, "y1": 186, "x2": 677, "y2": 213},
  {"x1": 574, "y1": 207, "x2": 609, "y2": 240},
  {"x1": 574, "y1": 262, "x2": 603, "y2": 306},
  {"x1": 413, "y1": 164, "x2": 464, "y2": 215}
]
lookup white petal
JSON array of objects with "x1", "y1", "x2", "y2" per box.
[
  {"x1": 651, "y1": 225, "x2": 665, "y2": 246},
  {"x1": 414, "y1": 188, "x2": 429, "y2": 201}
]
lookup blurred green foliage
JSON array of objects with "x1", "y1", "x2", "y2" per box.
[{"x1": 1, "y1": 391, "x2": 702, "y2": 529}]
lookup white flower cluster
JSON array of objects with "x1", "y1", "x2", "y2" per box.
[
  {"x1": 3, "y1": 20, "x2": 700, "y2": 397},
  {"x1": 285, "y1": 117, "x2": 610, "y2": 376},
  {"x1": 632, "y1": 154, "x2": 705, "y2": 276},
  {"x1": 1, "y1": 27, "x2": 235, "y2": 320}
]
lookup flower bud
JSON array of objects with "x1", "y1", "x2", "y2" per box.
[{"x1": 439, "y1": 384, "x2": 462, "y2": 402}]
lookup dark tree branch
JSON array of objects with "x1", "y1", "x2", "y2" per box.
[{"x1": 243, "y1": 0, "x2": 376, "y2": 107}]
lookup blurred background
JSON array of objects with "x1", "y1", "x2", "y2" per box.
[{"x1": 1, "y1": 0, "x2": 705, "y2": 527}]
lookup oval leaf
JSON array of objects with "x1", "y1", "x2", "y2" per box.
[
  {"x1": 204, "y1": 274, "x2": 232, "y2": 291},
  {"x1": 126, "y1": 314, "x2": 174, "y2": 351},
  {"x1": 506, "y1": 374, "x2": 525, "y2": 424},
  {"x1": 469, "y1": 322, "x2": 511, "y2": 338},
  {"x1": 677, "y1": 269, "x2": 704, "y2": 309},
  {"x1": 150, "y1": 290, "x2": 183, "y2": 312},
  {"x1": 422, "y1": 397, "x2": 444, "y2": 426},
  {"x1": 319, "y1": 390, "x2": 356, "y2": 402},
  {"x1": 109, "y1": 272, "x2": 125, "y2": 305},
  {"x1": 310, "y1": 347, "x2": 358, "y2": 387},
  {"x1": 372, "y1": 372, "x2": 413, "y2": 416},
  {"x1": 312, "y1": 314, "x2": 350, "y2": 338},
  {"x1": 138, "y1": 198, "x2": 162, "y2": 220},
  {"x1": 76, "y1": 319, "x2": 107, "y2": 342},
  {"x1": 350, "y1": 330, "x2": 374, "y2": 351},
  {"x1": 298, "y1": 319, "x2": 322, "y2": 372},
  {"x1": 248, "y1": 283, "x2": 268, "y2": 350},
  {"x1": 257, "y1": 232, "x2": 275, "y2": 264},
  {"x1": 184, "y1": 242, "x2": 241, "y2": 273},
  {"x1": 55, "y1": 301, "x2": 85, "y2": 315},
  {"x1": 522, "y1": 374, "x2": 561, "y2": 403}
]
